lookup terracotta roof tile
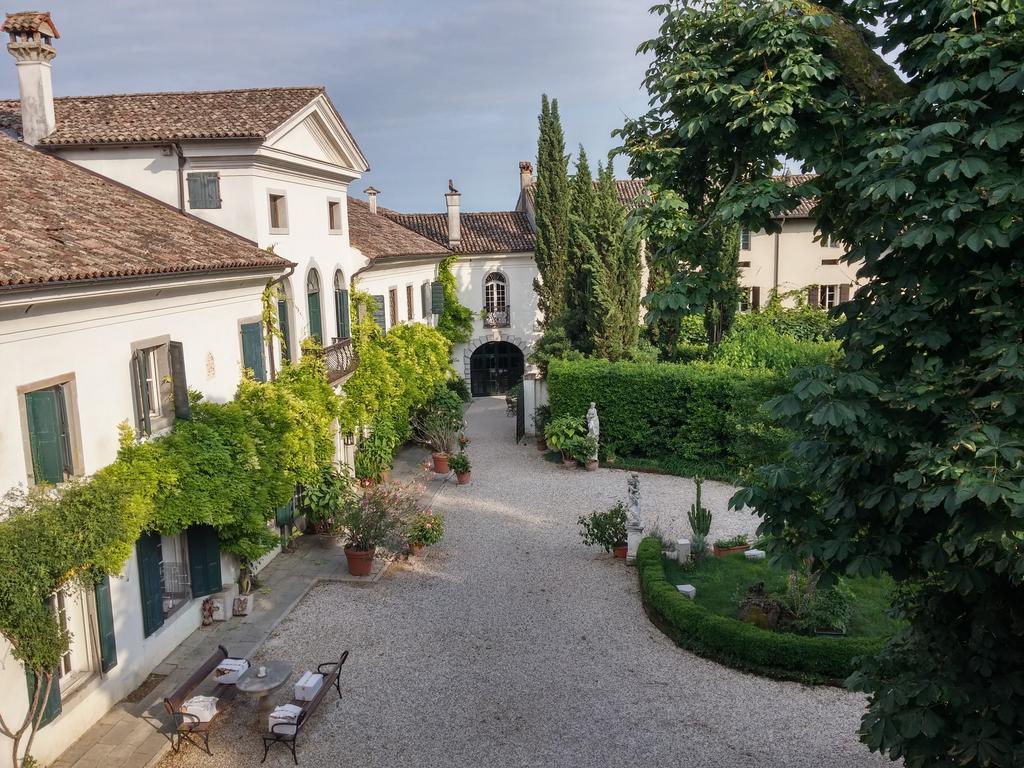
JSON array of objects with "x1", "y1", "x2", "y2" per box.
[
  {"x1": 0, "y1": 86, "x2": 323, "y2": 146},
  {"x1": 347, "y1": 198, "x2": 449, "y2": 260},
  {"x1": 0, "y1": 134, "x2": 290, "y2": 288},
  {"x1": 385, "y1": 210, "x2": 535, "y2": 254}
]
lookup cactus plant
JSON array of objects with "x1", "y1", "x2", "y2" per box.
[{"x1": 687, "y1": 476, "x2": 712, "y2": 555}]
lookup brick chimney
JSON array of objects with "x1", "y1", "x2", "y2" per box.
[
  {"x1": 445, "y1": 181, "x2": 461, "y2": 248},
  {"x1": 519, "y1": 161, "x2": 534, "y2": 191},
  {"x1": 364, "y1": 186, "x2": 380, "y2": 215},
  {"x1": 3, "y1": 11, "x2": 59, "y2": 146}
]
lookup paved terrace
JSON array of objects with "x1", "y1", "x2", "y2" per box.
[{"x1": 152, "y1": 397, "x2": 888, "y2": 768}]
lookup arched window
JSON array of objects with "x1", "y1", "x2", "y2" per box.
[
  {"x1": 333, "y1": 270, "x2": 350, "y2": 340},
  {"x1": 483, "y1": 272, "x2": 509, "y2": 327},
  {"x1": 306, "y1": 269, "x2": 323, "y2": 344}
]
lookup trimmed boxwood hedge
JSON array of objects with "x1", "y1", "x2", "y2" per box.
[
  {"x1": 636, "y1": 537, "x2": 884, "y2": 685},
  {"x1": 547, "y1": 358, "x2": 792, "y2": 476}
]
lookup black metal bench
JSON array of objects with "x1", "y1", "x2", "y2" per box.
[
  {"x1": 164, "y1": 644, "x2": 239, "y2": 755},
  {"x1": 261, "y1": 651, "x2": 349, "y2": 765}
]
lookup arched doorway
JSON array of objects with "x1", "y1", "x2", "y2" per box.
[{"x1": 469, "y1": 341, "x2": 524, "y2": 397}]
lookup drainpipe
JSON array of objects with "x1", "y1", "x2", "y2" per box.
[
  {"x1": 773, "y1": 215, "x2": 786, "y2": 298},
  {"x1": 172, "y1": 143, "x2": 186, "y2": 213},
  {"x1": 265, "y1": 263, "x2": 297, "y2": 381}
]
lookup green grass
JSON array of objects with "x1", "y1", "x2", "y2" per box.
[{"x1": 662, "y1": 552, "x2": 899, "y2": 640}]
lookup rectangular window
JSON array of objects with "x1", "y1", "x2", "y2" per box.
[
  {"x1": 738, "y1": 286, "x2": 761, "y2": 313},
  {"x1": 421, "y1": 282, "x2": 430, "y2": 320},
  {"x1": 371, "y1": 294, "x2": 387, "y2": 330},
  {"x1": 738, "y1": 288, "x2": 751, "y2": 313},
  {"x1": 268, "y1": 192, "x2": 288, "y2": 232},
  {"x1": 25, "y1": 384, "x2": 74, "y2": 485},
  {"x1": 46, "y1": 586, "x2": 96, "y2": 695},
  {"x1": 406, "y1": 285, "x2": 414, "y2": 321},
  {"x1": 186, "y1": 172, "x2": 221, "y2": 210},
  {"x1": 389, "y1": 288, "x2": 399, "y2": 328},
  {"x1": 240, "y1": 321, "x2": 267, "y2": 382},
  {"x1": 816, "y1": 284, "x2": 840, "y2": 309},
  {"x1": 130, "y1": 342, "x2": 176, "y2": 435},
  {"x1": 821, "y1": 258, "x2": 839, "y2": 266},
  {"x1": 327, "y1": 199, "x2": 342, "y2": 233},
  {"x1": 738, "y1": 260, "x2": 751, "y2": 268},
  {"x1": 740, "y1": 230, "x2": 751, "y2": 250}
]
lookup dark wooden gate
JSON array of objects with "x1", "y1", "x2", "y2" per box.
[{"x1": 469, "y1": 341, "x2": 524, "y2": 397}]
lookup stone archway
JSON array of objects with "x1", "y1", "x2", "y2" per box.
[{"x1": 464, "y1": 334, "x2": 527, "y2": 397}]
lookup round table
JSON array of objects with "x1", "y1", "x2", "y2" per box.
[{"x1": 236, "y1": 661, "x2": 293, "y2": 724}]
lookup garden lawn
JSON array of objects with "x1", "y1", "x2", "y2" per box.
[{"x1": 662, "y1": 553, "x2": 899, "y2": 639}]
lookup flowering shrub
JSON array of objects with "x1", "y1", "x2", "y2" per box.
[
  {"x1": 340, "y1": 481, "x2": 424, "y2": 552},
  {"x1": 407, "y1": 510, "x2": 446, "y2": 547}
]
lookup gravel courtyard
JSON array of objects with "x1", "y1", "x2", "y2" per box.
[{"x1": 162, "y1": 397, "x2": 889, "y2": 768}]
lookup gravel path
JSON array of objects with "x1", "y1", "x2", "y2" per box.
[{"x1": 162, "y1": 397, "x2": 888, "y2": 768}]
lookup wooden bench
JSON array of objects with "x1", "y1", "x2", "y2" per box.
[
  {"x1": 163, "y1": 644, "x2": 239, "y2": 755},
  {"x1": 261, "y1": 651, "x2": 349, "y2": 765}
]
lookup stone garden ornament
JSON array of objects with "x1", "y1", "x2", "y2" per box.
[
  {"x1": 625, "y1": 472, "x2": 644, "y2": 563},
  {"x1": 586, "y1": 402, "x2": 600, "y2": 463}
]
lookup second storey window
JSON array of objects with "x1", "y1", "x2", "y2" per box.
[
  {"x1": 130, "y1": 339, "x2": 190, "y2": 436},
  {"x1": 24, "y1": 382, "x2": 75, "y2": 485},
  {"x1": 406, "y1": 285, "x2": 414, "y2": 321},
  {"x1": 186, "y1": 172, "x2": 221, "y2": 210},
  {"x1": 484, "y1": 272, "x2": 507, "y2": 312},
  {"x1": 327, "y1": 199, "x2": 343, "y2": 233},
  {"x1": 268, "y1": 192, "x2": 288, "y2": 232},
  {"x1": 740, "y1": 230, "x2": 751, "y2": 250},
  {"x1": 388, "y1": 288, "x2": 399, "y2": 329},
  {"x1": 812, "y1": 284, "x2": 849, "y2": 309}
]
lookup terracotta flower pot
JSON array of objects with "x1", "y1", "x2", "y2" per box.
[
  {"x1": 456, "y1": 471, "x2": 471, "y2": 485},
  {"x1": 536, "y1": 438, "x2": 547, "y2": 451},
  {"x1": 344, "y1": 547, "x2": 374, "y2": 577},
  {"x1": 561, "y1": 456, "x2": 576, "y2": 469},
  {"x1": 713, "y1": 544, "x2": 751, "y2": 557},
  {"x1": 585, "y1": 459, "x2": 599, "y2": 472},
  {"x1": 408, "y1": 543, "x2": 424, "y2": 557},
  {"x1": 612, "y1": 544, "x2": 628, "y2": 559},
  {"x1": 432, "y1": 452, "x2": 450, "y2": 474},
  {"x1": 379, "y1": 469, "x2": 390, "y2": 484}
]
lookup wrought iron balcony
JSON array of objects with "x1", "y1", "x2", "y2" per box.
[
  {"x1": 323, "y1": 337, "x2": 358, "y2": 383},
  {"x1": 483, "y1": 305, "x2": 510, "y2": 328}
]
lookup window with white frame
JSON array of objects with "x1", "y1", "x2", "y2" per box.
[
  {"x1": 740, "y1": 230, "x2": 751, "y2": 250},
  {"x1": 819, "y1": 284, "x2": 839, "y2": 309},
  {"x1": 47, "y1": 587, "x2": 95, "y2": 694},
  {"x1": 327, "y1": 199, "x2": 342, "y2": 233},
  {"x1": 268, "y1": 192, "x2": 288, "y2": 232},
  {"x1": 484, "y1": 272, "x2": 507, "y2": 312}
]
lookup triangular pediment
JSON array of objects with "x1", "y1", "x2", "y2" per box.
[{"x1": 264, "y1": 94, "x2": 369, "y2": 173}]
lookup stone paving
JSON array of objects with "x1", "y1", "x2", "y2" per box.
[{"x1": 155, "y1": 397, "x2": 890, "y2": 768}]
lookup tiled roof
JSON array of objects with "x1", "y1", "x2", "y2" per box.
[
  {"x1": 521, "y1": 178, "x2": 644, "y2": 212},
  {"x1": 0, "y1": 134, "x2": 290, "y2": 288},
  {"x1": 347, "y1": 198, "x2": 449, "y2": 260},
  {"x1": 385, "y1": 210, "x2": 535, "y2": 254},
  {"x1": 778, "y1": 173, "x2": 817, "y2": 218},
  {"x1": 0, "y1": 86, "x2": 323, "y2": 146}
]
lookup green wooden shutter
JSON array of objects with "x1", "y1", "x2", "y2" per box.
[
  {"x1": 335, "y1": 289, "x2": 351, "y2": 339},
  {"x1": 187, "y1": 525, "x2": 222, "y2": 599},
  {"x1": 186, "y1": 172, "x2": 221, "y2": 210},
  {"x1": 751, "y1": 286, "x2": 761, "y2": 310},
  {"x1": 25, "y1": 388, "x2": 66, "y2": 485},
  {"x1": 307, "y1": 291, "x2": 323, "y2": 344},
  {"x1": 371, "y1": 295, "x2": 386, "y2": 330},
  {"x1": 240, "y1": 322, "x2": 267, "y2": 382},
  {"x1": 278, "y1": 299, "x2": 291, "y2": 362},
  {"x1": 808, "y1": 285, "x2": 818, "y2": 307},
  {"x1": 169, "y1": 341, "x2": 190, "y2": 420},
  {"x1": 136, "y1": 532, "x2": 164, "y2": 638},
  {"x1": 94, "y1": 576, "x2": 117, "y2": 673},
  {"x1": 431, "y1": 281, "x2": 444, "y2": 315},
  {"x1": 26, "y1": 668, "x2": 61, "y2": 729},
  {"x1": 130, "y1": 350, "x2": 151, "y2": 435}
]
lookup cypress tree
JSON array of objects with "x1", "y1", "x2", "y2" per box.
[
  {"x1": 589, "y1": 162, "x2": 625, "y2": 360},
  {"x1": 564, "y1": 146, "x2": 598, "y2": 352},
  {"x1": 532, "y1": 95, "x2": 570, "y2": 326}
]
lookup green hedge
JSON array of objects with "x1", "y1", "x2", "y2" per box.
[
  {"x1": 636, "y1": 538, "x2": 883, "y2": 684},
  {"x1": 547, "y1": 358, "x2": 791, "y2": 476}
]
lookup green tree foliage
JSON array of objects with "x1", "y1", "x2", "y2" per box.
[
  {"x1": 564, "y1": 146, "x2": 599, "y2": 352},
  {"x1": 436, "y1": 254, "x2": 473, "y2": 345},
  {"x1": 624, "y1": 1, "x2": 1024, "y2": 763},
  {"x1": 533, "y1": 94, "x2": 571, "y2": 324}
]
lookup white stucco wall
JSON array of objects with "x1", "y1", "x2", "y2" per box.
[
  {"x1": 449, "y1": 252, "x2": 541, "y2": 383},
  {"x1": 354, "y1": 258, "x2": 441, "y2": 331}
]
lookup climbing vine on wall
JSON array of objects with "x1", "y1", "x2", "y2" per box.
[{"x1": 435, "y1": 254, "x2": 473, "y2": 345}]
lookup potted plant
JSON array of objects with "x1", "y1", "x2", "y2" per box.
[
  {"x1": 570, "y1": 434, "x2": 599, "y2": 471},
  {"x1": 544, "y1": 414, "x2": 585, "y2": 467},
  {"x1": 304, "y1": 465, "x2": 355, "y2": 546},
  {"x1": 687, "y1": 477, "x2": 712, "y2": 556},
  {"x1": 449, "y1": 450, "x2": 471, "y2": 484},
  {"x1": 577, "y1": 502, "x2": 628, "y2": 558},
  {"x1": 338, "y1": 482, "x2": 419, "y2": 576},
  {"x1": 355, "y1": 423, "x2": 397, "y2": 486},
  {"x1": 406, "y1": 509, "x2": 445, "y2": 557},
  {"x1": 533, "y1": 405, "x2": 551, "y2": 451},
  {"x1": 414, "y1": 386, "x2": 465, "y2": 474},
  {"x1": 712, "y1": 533, "x2": 750, "y2": 557}
]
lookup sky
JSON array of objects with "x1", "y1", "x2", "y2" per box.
[{"x1": 0, "y1": 1, "x2": 659, "y2": 213}]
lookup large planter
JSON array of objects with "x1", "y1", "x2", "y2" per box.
[
  {"x1": 432, "y1": 452, "x2": 450, "y2": 474},
  {"x1": 344, "y1": 547, "x2": 375, "y2": 577},
  {"x1": 612, "y1": 544, "x2": 628, "y2": 559},
  {"x1": 456, "y1": 471, "x2": 471, "y2": 485},
  {"x1": 713, "y1": 544, "x2": 751, "y2": 557},
  {"x1": 536, "y1": 437, "x2": 547, "y2": 451},
  {"x1": 561, "y1": 456, "x2": 576, "y2": 469},
  {"x1": 318, "y1": 534, "x2": 344, "y2": 549},
  {"x1": 408, "y1": 543, "x2": 424, "y2": 558},
  {"x1": 585, "y1": 459, "x2": 599, "y2": 472}
]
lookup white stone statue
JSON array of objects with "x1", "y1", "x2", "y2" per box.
[
  {"x1": 625, "y1": 472, "x2": 643, "y2": 564},
  {"x1": 586, "y1": 402, "x2": 600, "y2": 462}
]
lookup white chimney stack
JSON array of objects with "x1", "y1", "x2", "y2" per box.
[
  {"x1": 519, "y1": 161, "x2": 534, "y2": 191},
  {"x1": 445, "y1": 181, "x2": 461, "y2": 248},
  {"x1": 3, "y1": 11, "x2": 59, "y2": 146},
  {"x1": 364, "y1": 186, "x2": 380, "y2": 215}
]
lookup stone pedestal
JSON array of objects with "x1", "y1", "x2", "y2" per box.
[
  {"x1": 744, "y1": 549, "x2": 766, "y2": 560},
  {"x1": 676, "y1": 584, "x2": 696, "y2": 599},
  {"x1": 626, "y1": 522, "x2": 643, "y2": 564},
  {"x1": 676, "y1": 538, "x2": 691, "y2": 563}
]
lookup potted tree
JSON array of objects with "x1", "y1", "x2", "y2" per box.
[
  {"x1": 304, "y1": 465, "x2": 355, "y2": 547},
  {"x1": 577, "y1": 502, "x2": 628, "y2": 558},
  {"x1": 449, "y1": 450, "x2": 471, "y2": 484},
  {"x1": 571, "y1": 434, "x2": 599, "y2": 471},
  {"x1": 406, "y1": 509, "x2": 445, "y2": 557},
  {"x1": 544, "y1": 415, "x2": 585, "y2": 468},
  {"x1": 533, "y1": 404, "x2": 551, "y2": 451},
  {"x1": 338, "y1": 482, "x2": 418, "y2": 576},
  {"x1": 414, "y1": 386, "x2": 465, "y2": 474}
]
